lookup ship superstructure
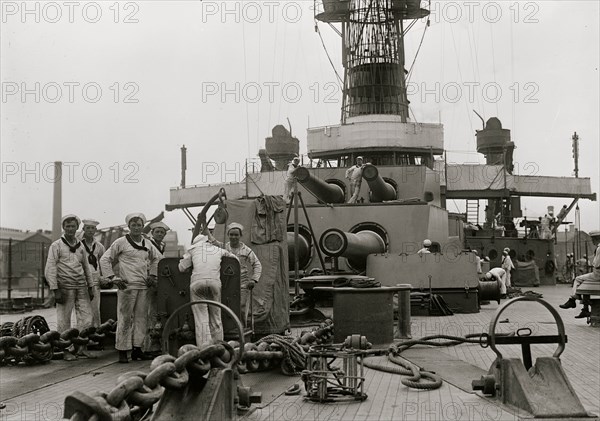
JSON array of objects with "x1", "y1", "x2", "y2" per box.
[{"x1": 166, "y1": 0, "x2": 595, "y2": 310}]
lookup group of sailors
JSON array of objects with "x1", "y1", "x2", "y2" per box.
[
  {"x1": 565, "y1": 252, "x2": 594, "y2": 280},
  {"x1": 462, "y1": 246, "x2": 514, "y2": 300},
  {"x1": 470, "y1": 230, "x2": 600, "y2": 318},
  {"x1": 44, "y1": 213, "x2": 262, "y2": 363}
]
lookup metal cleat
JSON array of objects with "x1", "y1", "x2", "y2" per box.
[
  {"x1": 472, "y1": 296, "x2": 594, "y2": 418},
  {"x1": 237, "y1": 385, "x2": 262, "y2": 409}
]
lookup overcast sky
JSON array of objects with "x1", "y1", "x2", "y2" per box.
[{"x1": 1, "y1": 0, "x2": 598, "y2": 245}]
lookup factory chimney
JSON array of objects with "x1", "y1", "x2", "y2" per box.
[{"x1": 51, "y1": 161, "x2": 62, "y2": 240}]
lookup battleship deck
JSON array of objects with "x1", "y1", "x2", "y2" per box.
[{"x1": 1, "y1": 285, "x2": 599, "y2": 421}]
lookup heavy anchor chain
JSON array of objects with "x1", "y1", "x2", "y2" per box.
[
  {"x1": 234, "y1": 319, "x2": 334, "y2": 375},
  {"x1": 62, "y1": 330, "x2": 333, "y2": 419},
  {"x1": 64, "y1": 341, "x2": 236, "y2": 421},
  {"x1": 0, "y1": 316, "x2": 116, "y2": 365}
]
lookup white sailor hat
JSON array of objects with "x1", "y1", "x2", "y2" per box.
[
  {"x1": 356, "y1": 156, "x2": 364, "y2": 160},
  {"x1": 150, "y1": 221, "x2": 170, "y2": 231},
  {"x1": 82, "y1": 219, "x2": 100, "y2": 227},
  {"x1": 61, "y1": 214, "x2": 81, "y2": 227},
  {"x1": 191, "y1": 234, "x2": 207, "y2": 245},
  {"x1": 125, "y1": 213, "x2": 147, "y2": 226},
  {"x1": 227, "y1": 222, "x2": 244, "y2": 235},
  {"x1": 589, "y1": 230, "x2": 600, "y2": 238}
]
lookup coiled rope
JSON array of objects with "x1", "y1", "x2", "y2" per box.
[{"x1": 259, "y1": 334, "x2": 307, "y2": 375}]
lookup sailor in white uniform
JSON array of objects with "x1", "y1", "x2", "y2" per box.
[{"x1": 100, "y1": 213, "x2": 161, "y2": 363}]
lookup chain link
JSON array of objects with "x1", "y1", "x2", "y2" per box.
[
  {"x1": 63, "y1": 321, "x2": 335, "y2": 420},
  {"x1": 0, "y1": 317, "x2": 116, "y2": 365},
  {"x1": 65, "y1": 341, "x2": 235, "y2": 420}
]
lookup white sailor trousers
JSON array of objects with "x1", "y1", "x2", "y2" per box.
[
  {"x1": 572, "y1": 272, "x2": 600, "y2": 297},
  {"x1": 90, "y1": 285, "x2": 101, "y2": 327},
  {"x1": 56, "y1": 288, "x2": 93, "y2": 333},
  {"x1": 115, "y1": 289, "x2": 148, "y2": 350},
  {"x1": 348, "y1": 180, "x2": 361, "y2": 203},
  {"x1": 190, "y1": 279, "x2": 223, "y2": 347}
]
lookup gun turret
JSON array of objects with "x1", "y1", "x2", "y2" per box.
[
  {"x1": 362, "y1": 164, "x2": 396, "y2": 202},
  {"x1": 293, "y1": 167, "x2": 345, "y2": 204}
]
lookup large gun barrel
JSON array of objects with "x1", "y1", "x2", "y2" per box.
[
  {"x1": 287, "y1": 231, "x2": 311, "y2": 270},
  {"x1": 293, "y1": 167, "x2": 345, "y2": 204},
  {"x1": 319, "y1": 228, "x2": 386, "y2": 259},
  {"x1": 362, "y1": 164, "x2": 396, "y2": 202}
]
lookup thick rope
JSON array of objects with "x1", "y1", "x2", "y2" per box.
[
  {"x1": 259, "y1": 334, "x2": 306, "y2": 375},
  {"x1": 362, "y1": 333, "x2": 514, "y2": 390}
]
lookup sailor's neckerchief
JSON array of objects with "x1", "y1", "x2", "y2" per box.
[
  {"x1": 126, "y1": 234, "x2": 149, "y2": 252},
  {"x1": 82, "y1": 239, "x2": 98, "y2": 270},
  {"x1": 150, "y1": 239, "x2": 165, "y2": 254},
  {"x1": 61, "y1": 236, "x2": 81, "y2": 253}
]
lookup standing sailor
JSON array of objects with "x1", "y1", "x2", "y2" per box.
[
  {"x1": 207, "y1": 223, "x2": 262, "y2": 326},
  {"x1": 284, "y1": 156, "x2": 301, "y2": 203},
  {"x1": 345, "y1": 156, "x2": 364, "y2": 203},
  {"x1": 143, "y1": 221, "x2": 169, "y2": 355},
  {"x1": 81, "y1": 219, "x2": 105, "y2": 328},
  {"x1": 44, "y1": 214, "x2": 94, "y2": 361},
  {"x1": 100, "y1": 213, "x2": 161, "y2": 363},
  {"x1": 148, "y1": 222, "x2": 169, "y2": 254},
  {"x1": 501, "y1": 248, "x2": 515, "y2": 289},
  {"x1": 178, "y1": 228, "x2": 238, "y2": 347}
]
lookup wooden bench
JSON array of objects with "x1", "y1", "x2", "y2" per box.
[{"x1": 576, "y1": 281, "x2": 600, "y2": 327}]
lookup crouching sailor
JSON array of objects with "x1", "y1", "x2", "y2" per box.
[
  {"x1": 485, "y1": 267, "x2": 508, "y2": 299},
  {"x1": 44, "y1": 214, "x2": 95, "y2": 361},
  {"x1": 100, "y1": 213, "x2": 161, "y2": 363}
]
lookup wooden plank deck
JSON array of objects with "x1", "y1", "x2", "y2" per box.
[{"x1": 1, "y1": 285, "x2": 598, "y2": 420}]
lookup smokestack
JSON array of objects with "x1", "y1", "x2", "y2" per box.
[
  {"x1": 52, "y1": 161, "x2": 62, "y2": 241},
  {"x1": 181, "y1": 145, "x2": 187, "y2": 188}
]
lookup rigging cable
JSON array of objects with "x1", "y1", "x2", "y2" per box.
[
  {"x1": 510, "y1": 12, "x2": 516, "y2": 141},
  {"x1": 449, "y1": 23, "x2": 475, "y2": 138},
  {"x1": 268, "y1": 14, "x2": 279, "y2": 129},
  {"x1": 257, "y1": 19, "x2": 261, "y2": 154},
  {"x1": 405, "y1": 18, "x2": 429, "y2": 84},
  {"x1": 467, "y1": 19, "x2": 484, "y2": 128},
  {"x1": 241, "y1": 19, "x2": 251, "y2": 159},
  {"x1": 489, "y1": 22, "x2": 499, "y2": 116},
  {"x1": 278, "y1": 16, "x2": 289, "y2": 122},
  {"x1": 406, "y1": 0, "x2": 431, "y2": 83},
  {"x1": 315, "y1": 22, "x2": 344, "y2": 86}
]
